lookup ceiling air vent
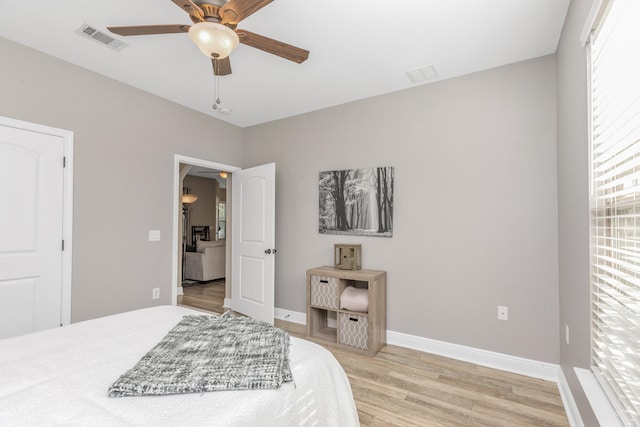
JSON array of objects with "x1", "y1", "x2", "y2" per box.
[
  {"x1": 406, "y1": 65, "x2": 437, "y2": 84},
  {"x1": 75, "y1": 24, "x2": 127, "y2": 51}
]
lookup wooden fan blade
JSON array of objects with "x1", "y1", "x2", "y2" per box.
[
  {"x1": 212, "y1": 57, "x2": 232, "y2": 76},
  {"x1": 220, "y1": 0, "x2": 272, "y2": 25},
  {"x1": 171, "y1": 0, "x2": 204, "y2": 20},
  {"x1": 108, "y1": 24, "x2": 190, "y2": 36},
  {"x1": 237, "y1": 30, "x2": 309, "y2": 63}
]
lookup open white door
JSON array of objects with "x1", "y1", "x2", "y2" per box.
[
  {"x1": 231, "y1": 163, "x2": 275, "y2": 324},
  {"x1": 0, "y1": 121, "x2": 67, "y2": 339}
]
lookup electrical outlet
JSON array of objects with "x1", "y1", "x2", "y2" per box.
[
  {"x1": 498, "y1": 305, "x2": 508, "y2": 320},
  {"x1": 152, "y1": 288, "x2": 160, "y2": 300},
  {"x1": 565, "y1": 324, "x2": 570, "y2": 345}
]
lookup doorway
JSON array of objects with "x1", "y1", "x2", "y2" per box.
[
  {"x1": 173, "y1": 157, "x2": 276, "y2": 324},
  {"x1": 172, "y1": 155, "x2": 238, "y2": 309}
]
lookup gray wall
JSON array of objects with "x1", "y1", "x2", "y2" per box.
[
  {"x1": 184, "y1": 175, "x2": 219, "y2": 244},
  {"x1": 556, "y1": 0, "x2": 599, "y2": 424},
  {"x1": 244, "y1": 55, "x2": 560, "y2": 363},
  {"x1": 0, "y1": 37, "x2": 243, "y2": 322}
]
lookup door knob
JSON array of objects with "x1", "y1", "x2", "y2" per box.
[{"x1": 265, "y1": 249, "x2": 272, "y2": 254}]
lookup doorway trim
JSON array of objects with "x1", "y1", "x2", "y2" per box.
[
  {"x1": 0, "y1": 115, "x2": 74, "y2": 326},
  {"x1": 171, "y1": 154, "x2": 239, "y2": 305}
]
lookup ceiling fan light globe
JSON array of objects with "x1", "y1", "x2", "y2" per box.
[{"x1": 188, "y1": 22, "x2": 239, "y2": 60}]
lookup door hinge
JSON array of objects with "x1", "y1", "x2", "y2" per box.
[
  {"x1": 62, "y1": 240, "x2": 65, "y2": 251},
  {"x1": 63, "y1": 156, "x2": 66, "y2": 168}
]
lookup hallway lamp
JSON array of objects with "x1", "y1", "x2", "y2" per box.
[
  {"x1": 182, "y1": 193, "x2": 199, "y2": 204},
  {"x1": 182, "y1": 189, "x2": 198, "y2": 285}
]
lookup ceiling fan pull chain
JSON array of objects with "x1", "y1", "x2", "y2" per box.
[
  {"x1": 212, "y1": 76, "x2": 219, "y2": 110},
  {"x1": 216, "y1": 75, "x2": 221, "y2": 105},
  {"x1": 212, "y1": 75, "x2": 222, "y2": 110}
]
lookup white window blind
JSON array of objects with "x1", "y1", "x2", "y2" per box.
[{"x1": 590, "y1": 0, "x2": 640, "y2": 425}]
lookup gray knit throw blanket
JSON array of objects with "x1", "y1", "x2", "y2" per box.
[{"x1": 108, "y1": 313, "x2": 291, "y2": 397}]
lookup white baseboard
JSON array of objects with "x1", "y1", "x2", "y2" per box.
[
  {"x1": 274, "y1": 307, "x2": 306, "y2": 325},
  {"x1": 224, "y1": 300, "x2": 305, "y2": 323},
  {"x1": 177, "y1": 286, "x2": 184, "y2": 296},
  {"x1": 558, "y1": 367, "x2": 584, "y2": 427},
  {"x1": 272, "y1": 307, "x2": 559, "y2": 382},
  {"x1": 386, "y1": 330, "x2": 559, "y2": 381}
]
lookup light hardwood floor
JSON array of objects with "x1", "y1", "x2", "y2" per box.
[
  {"x1": 178, "y1": 279, "x2": 226, "y2": 314},
  {"x1": 179, "y1": 281, "x2": 569, "y2": 427}
]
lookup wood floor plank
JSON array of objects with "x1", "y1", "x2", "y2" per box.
[
  {"x1": 178, "y1": 279, "x2": 227, "y2": 314},
  {"x1": 513, "y1": 383, "x2": 567, "y2": 408},
  {"x1": 179, "y1": 282, "x2": 569, "y2": 427},
  {"x1": 390, "y1": 369, "x2": 476, "y2": 410},
  {"x1": 350, "y1": 380, "x2": 457, "y2": 427}
]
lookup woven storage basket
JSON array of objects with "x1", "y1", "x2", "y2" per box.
[
  {"x1": 310, "y1": 276, "x2": 339, "y2": 309},
  {"x1": 338, "y1": 312, "x2": 369, "y2": 350}
]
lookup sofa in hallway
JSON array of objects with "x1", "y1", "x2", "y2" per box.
[{"x1": 184, "y1": 240, "x2": 225, "y2": 282}]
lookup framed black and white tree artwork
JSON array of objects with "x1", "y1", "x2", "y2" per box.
[{"x1": 319, "y1": 166, "x2": 394, "y2": 237}]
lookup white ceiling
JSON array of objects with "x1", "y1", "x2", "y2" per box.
[{"x1": 0, "y1": 0, "x2": 569, "y2": 128}]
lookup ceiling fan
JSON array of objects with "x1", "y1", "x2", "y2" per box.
[{"x1": 107, "y1": 0, "x2": 309, "y2": 76}]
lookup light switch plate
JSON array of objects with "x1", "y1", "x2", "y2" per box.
[{"x1": 149, "y1": 230, "x2": 161, "y2": 241}]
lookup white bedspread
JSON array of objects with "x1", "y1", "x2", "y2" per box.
[{"x1": 0, "y1": 306, "x2": 359, "y2": 427}]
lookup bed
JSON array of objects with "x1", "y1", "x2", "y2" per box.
[{"x1": 0, "y1": 305, "x2": 359, "y2": 426}]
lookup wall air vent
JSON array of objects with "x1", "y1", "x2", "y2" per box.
[{"x1": 75, "y1": 24, "x2": 127, "y2": 51}]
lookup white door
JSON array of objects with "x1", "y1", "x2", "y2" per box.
[
  {"x1": 231, "y1": 163, "x2": 275, "y2": 324},
  {"x1": 0, "y1": 124, "x2": 64, "y2": 339}
]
